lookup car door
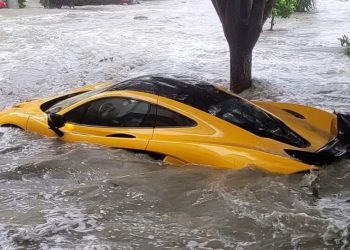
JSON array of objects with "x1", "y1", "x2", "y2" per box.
[
  {"x1": 60, "y1": 97, "x2": 156, "y2": 150},
  {"x1": 146, "y1": 105, "x2": 204, "y2": 165}
]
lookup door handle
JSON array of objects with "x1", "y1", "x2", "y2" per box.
[{"x1": 107, "y1": 133, "x2": 136, "y2": 138}]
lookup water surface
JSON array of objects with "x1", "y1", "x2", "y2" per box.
[{"x1": 1, "y1": 0, "x2": 350, "y2": 249}]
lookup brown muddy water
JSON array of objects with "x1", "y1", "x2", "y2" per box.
[{"x1": 1, "y1": 0, "x2": 350, "y2": 249}]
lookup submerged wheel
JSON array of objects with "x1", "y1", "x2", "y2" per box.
[{"x1": 0, "y1": 124, "x2": 23, "y2": 130}]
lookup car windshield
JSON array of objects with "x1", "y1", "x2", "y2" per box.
[{"x1": 46, "y1": 87, "x2": 109, "y2": 114}]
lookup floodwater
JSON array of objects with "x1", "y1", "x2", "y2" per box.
[{"x1": 1, "y1": 0, "x2": 350, "y2": 249}]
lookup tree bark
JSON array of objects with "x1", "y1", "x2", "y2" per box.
[
  {"x1": 270, "y1": 13, "x2": 275, "y2": 31},
  {"x1": 230, "y1": 48, "x2": 252, "y2": 93},
  {"x1": 211, "y1": 0, "x2": 274, "y2": 93}
]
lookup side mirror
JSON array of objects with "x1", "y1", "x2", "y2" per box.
[{"x1": 48, "y1": 113, "x2": 66, "y2": 137}]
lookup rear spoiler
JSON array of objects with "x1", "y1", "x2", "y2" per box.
[{"x1": 285, "y1": 113, "x2": 350, "y2": 166}]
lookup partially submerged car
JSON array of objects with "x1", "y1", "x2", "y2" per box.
[{"x1": 1, "y1": 75, "x2": 349, "y2": 174}]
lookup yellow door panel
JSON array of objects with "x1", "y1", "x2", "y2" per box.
[{"x1": 62, "y1": 123, "x2": 153, "y2": 150}]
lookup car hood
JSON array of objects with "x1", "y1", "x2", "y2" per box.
[{"x1": 10, "y1": 82, "x2": 113, "y2": 113}]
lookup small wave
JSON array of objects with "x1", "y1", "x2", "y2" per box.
[{"x1": 0, "y1": 206, "x2": 105, "y2": 249}]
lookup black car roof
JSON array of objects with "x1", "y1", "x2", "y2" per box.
[
  {"x1": 107, "y1": 74, "x2": 212, "y2": 96},
  {"x1": 105, "y1": 74, "x2": 229, "y2": 112}
]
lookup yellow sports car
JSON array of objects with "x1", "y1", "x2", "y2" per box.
[{"x1": 1, "y1": 75, "x2": 349, "y2": 174}]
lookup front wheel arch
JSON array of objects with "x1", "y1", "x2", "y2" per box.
[{"x1": 0, "y1": 124, "x2": 24, "y2": 130}]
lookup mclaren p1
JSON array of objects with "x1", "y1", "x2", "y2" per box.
[{"x1": 1, "y1": 75, "x2": 349, "y2": 174}]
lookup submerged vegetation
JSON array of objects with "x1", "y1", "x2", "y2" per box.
[
  {"x1": 270, "y1": 0, "x2": 296, "y2": 30},
  {"x1": 271, "y1": 0, "x2": 316, "y2": 30},
  {"x1": 339, "y1": 35, "x2": 350, "y2": 57},
  {"x1": 296, "y1": 0, "x2": 316, "y2": 12},
  {"x1": 18, "y1": 0, "x2": 26, "y2": 8}
]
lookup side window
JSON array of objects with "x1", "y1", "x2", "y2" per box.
[
  {"x1": 64, "y1": 104, "x2": 87, "y2": 124},
  {"x1": 155, "y1": 106, "x2": 196, "y2": 127},
  {"x1": 64, "y1": 98, "x2": 155, "y2": 128}
]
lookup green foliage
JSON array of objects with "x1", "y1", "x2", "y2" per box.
[
  {"x1": 339, "y1": 35, "x2": 350, "y2": 57},
  {"x1": 270, "y1": 0, "x2": 296, "y2": 30},
  {"x1": 273, "y1": 0, "x2": 296, "y2": 18},
  {"x1": 296, "y1": 0, "x2": 316, "y2": 12},
  {"x1": 18, "y1": 0, "x2": 26, "y2": 8}
]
